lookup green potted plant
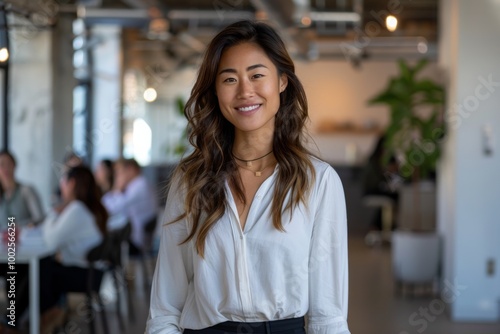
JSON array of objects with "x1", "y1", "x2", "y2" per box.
[
  {"x1": 173, "y1": 96, "x2": 189, "y2": 156},
  {"x1": 369, "y1": 59, "x2": 445, "y2": 295},
  {"x1": 164, "y1": 96, "x2": 189, "y2": 159},
  {"x1": 369, "y1": 59, "x2": 445, "y2": 184}
]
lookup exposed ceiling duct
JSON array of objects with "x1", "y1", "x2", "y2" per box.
[
  {"x1": 249, "y1": 0, "x2": 299, "y2": 55},
  {"x1": 13, "y1": 0, "x2": 437, "y2": 63},
  {"x1": 78, "y1": 7, "x2": 149, "y2": 26},
  {"x1": 167, "y1": 10, "x2": 253, "y2": 22},
  {"x1": 313, "y1": 36, "x2": 436, "y2": 60}
]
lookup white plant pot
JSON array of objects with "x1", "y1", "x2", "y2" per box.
[{"x1": 392, "y1": 230, "x2": 441, "y2": 284}]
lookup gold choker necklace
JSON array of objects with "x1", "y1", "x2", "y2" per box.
[
  {"x1": 236, "y1": 159, "x2": 276, "y2": 177},
  {"x1": 232, "y1": 150, "x2": 273, "y2": 167}
]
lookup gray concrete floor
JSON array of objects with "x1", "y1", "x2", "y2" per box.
[
  {"x1": 347, "y1": 236, "x2": 500, "y2": 334},
  {"x1": 3, "y1": 236, "x2": 500, "y2": 333}
]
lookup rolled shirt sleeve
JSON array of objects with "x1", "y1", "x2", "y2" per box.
[{"x1": 307, "y1": 167, "x2": 350, "y2": 334}]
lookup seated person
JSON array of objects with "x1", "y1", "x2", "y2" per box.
[
  {"x1": 0, "y1": 150, "x2": 45, "y2": 333},
  {"x1": 94, "y1": 159, "x2": 114, "y2": 195},
  {"x1": 102, "y1": 158, "x2": 157, "y2": 253},
  {"x1": 0, "y1": 150, "x2": 44, "y2": 228},
  {"x1": 3, "y1": 166, "x2": 108, "y2": 333},
  {"x1": 51, "y1": 150, "x2": 85, "y2": 206}
]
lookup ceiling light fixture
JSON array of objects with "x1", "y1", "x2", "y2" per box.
[
  {"x1": 386, "y1": 15, "x2": 398, "y2": 32},
  {"x1": 0, "y1": 48, "x2": 9, "y2": 62},
  {"x1": 301, "y1": 16, "x2": 312, "y2": 27},
  {"x1": 144, "y1": 87, "x2": 157, "y2": 102}
]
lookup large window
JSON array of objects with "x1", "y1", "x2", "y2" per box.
[{"x1": 72, "y1": 18, "x2": 92, "y2": 162}]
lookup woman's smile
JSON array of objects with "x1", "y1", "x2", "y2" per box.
[{"x1": 235, "y1": 103, "x2": 262, "y2": 114}]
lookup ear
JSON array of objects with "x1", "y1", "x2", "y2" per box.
[{"x1": 279, "y1": 73, "x2": 288, "y2": 93}]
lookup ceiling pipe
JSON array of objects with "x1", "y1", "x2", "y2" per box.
[
  {"x1": 78, "y1": 8, "x2": 149, "y2": 20},
  {"x1": 167, "y1": 9, "x2": 253, "y2": 22},
  {"x1": 313, "y1": 36, "x2": 436, "y2": 59},
  {"x1": 77, "y1": 7, "x2": 149, "y2": 26},
  {"x1": 309, "y1": 11, "x2": 360, "y2": 23},
  {"x1": 78, "y1": 7, "x2": 254, "y2": 24},
  {"x1": 292, "y1": 0, "x2": 361, "y2": 24},
  {"x1": 249, "y1": 0, "x2": 299, "y2": 55}
]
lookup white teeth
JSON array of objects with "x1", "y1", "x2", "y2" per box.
[{"x1": 238, "y1": 104, "x2": 260, "y2": 112}]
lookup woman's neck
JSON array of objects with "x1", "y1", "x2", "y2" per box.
[
  {"x1": 232, "y1": 129, "x2": 274, "y2": 160},
  {"x1": 232, "y1": 139, "x2": 276, "y2": 171}
]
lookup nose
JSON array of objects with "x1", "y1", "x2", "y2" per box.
[{"x1": 237, "y1": 78, "x2": 254, "y2": 98}]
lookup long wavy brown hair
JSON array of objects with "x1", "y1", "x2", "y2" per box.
[{"x1": 171, "y1": 20, "x2": 315, "y2": 257}]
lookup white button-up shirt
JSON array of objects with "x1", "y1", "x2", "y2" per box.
[
  {"x1": 42, "y1": 201, "x2": 102, "y2": 268},
  {"x1": 146, "y1": 158, "x2": 350, "y2": 334}
]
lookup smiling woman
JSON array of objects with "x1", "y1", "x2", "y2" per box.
[{"x1": 146, "y1": 20, "x2": 351, "y2": 334}]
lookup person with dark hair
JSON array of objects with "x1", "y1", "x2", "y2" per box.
[
  {"x1": 94, "y1": 159, "x2": 115, "y2": 194},
  {"x1": 0, "y1": 150, "x2": 44, "y2": 228},
  {"x1": 146, "y1": 21, "x2": 350, "y2": 334},
  {"x1": 52, "y1": 151, "x2": 85, "y2": 206},
  {"x1": 102, "y1": 158, "x2": 157, "y2": 251},
  {"x1": 2, "y1": 166, "x2": 108, "y2": 333},
  {"x1": 0, "y1": 151, "x2": 45, "y2": 334}
]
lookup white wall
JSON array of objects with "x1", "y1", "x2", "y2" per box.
[
  {"x1": 297, "y1": 60, "x2": 443, "y2": 164},
  {"x1": 8, "y1": 16, "x2": 75, "y2": 210},
  {"x1": 439, "y1": 0, "x2": 500, "y2": 322},
  {"x1": 10, "y1": 29, "x2": 54, "y2": 211},
  {"x1": 296, "y1": 60, "x2": 443, "y2": 132}
]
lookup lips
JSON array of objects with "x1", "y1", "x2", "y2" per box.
[{"x1": 235, "y1": 104, "x2": 261, "y2": 113}]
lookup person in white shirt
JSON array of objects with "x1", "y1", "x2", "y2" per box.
[
  {"x1": 146, "y1": 20, "x2": 350, "y2": 334},
  {"x1": 6, "y1": 166, "x2": 108, "y2": 333},
  {"x1": 102, "y1": 158, "x2": 157, "y2": 252}
]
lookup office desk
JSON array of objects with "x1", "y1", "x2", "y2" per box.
[{"x1": 0, "y1": 243, "x2": 55, "y2": 334}]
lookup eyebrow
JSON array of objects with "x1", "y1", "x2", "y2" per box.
[{"x1": 218, "y1": 64, "x2": 268, "y2": 75}]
